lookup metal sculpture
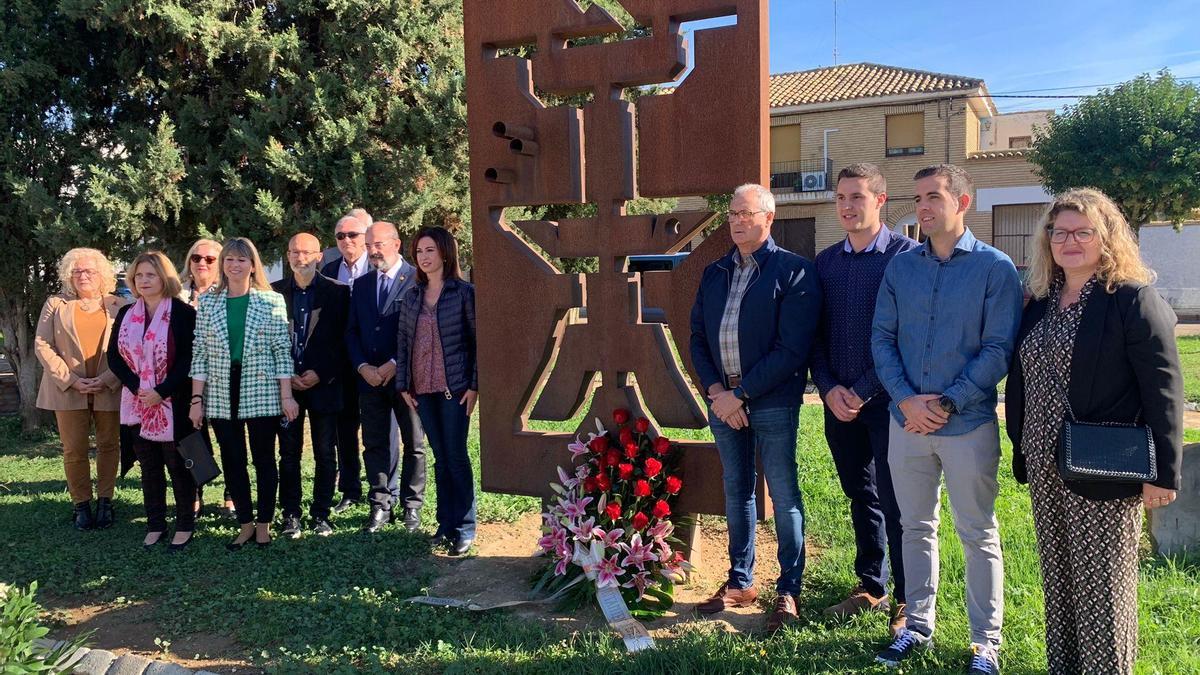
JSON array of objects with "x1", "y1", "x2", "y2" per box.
[{"x1": 465, "y1": 0, "x2": 769, "y2": 516}]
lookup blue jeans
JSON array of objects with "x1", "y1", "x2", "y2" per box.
[
  {"x1": 415, "y1": 393, "x2": 476, "y2": 542},
  {"x1": 710, "y1": 404, "x2": 806, "y2": 596}
]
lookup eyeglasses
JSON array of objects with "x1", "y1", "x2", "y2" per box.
[
  {"x1": 288, "y1": 250, "x2": 320, "y2": 256},
  {"x1": 190, "y1": 255, "x2": 217, "y2": 264},
  {"x1": 1047, "y1": 228, "x2": 1096, "y2": 244},
  {"x1": 726, "y1": 210, "x2": 766, "y2": 221},
  {"x1": 71, "y1": 269, "x2": 99, "y2": 277},
  {"x1": 335, "y1": 232, "x2": 364, "y2": 241}
]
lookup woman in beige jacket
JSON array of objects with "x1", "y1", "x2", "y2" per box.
[{"x1": 35, "y1": 247, "x2": 129, "y2": 531}]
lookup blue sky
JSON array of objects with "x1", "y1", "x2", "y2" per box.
[{"x1": 686, "y1": 0, "x2": 1200, "y2": 113}]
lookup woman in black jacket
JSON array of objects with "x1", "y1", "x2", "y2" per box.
[
  {"x1": 396, "y1": 227, "x2": 477, "y2": 556},
  {"x1": 108, "y1": 251, "x2": 199, "y2": 551},
  {"x1": 1005, "y1": 188, "x2": 1183, "y2": 674}
]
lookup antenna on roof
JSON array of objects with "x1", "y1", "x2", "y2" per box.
[{"x1": 832, "y1": 0, "x2": 839, "y2": 65}]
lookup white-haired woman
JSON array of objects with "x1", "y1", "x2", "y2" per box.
[
  {"x1": 189, "y1": 237, "x2": 297, "y2": 549},
  {"x1": 35, "y1": 247, "x2": 130, "y2": 531},
  {"x1": 1006, "y1": 188, "x2": 1184, "y2": 674}
]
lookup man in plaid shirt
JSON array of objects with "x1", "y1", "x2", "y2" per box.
[{"x1": 689, "y1": 183, "x2": 821, "y2": 633}]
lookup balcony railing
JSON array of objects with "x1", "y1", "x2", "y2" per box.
[{"x1": 769, "y1": 158, "x2": 834, "y2": 193}]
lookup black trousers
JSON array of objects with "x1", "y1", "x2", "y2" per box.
[
  {"x1": 359, "y1": 385, "x2": 426, "y2": 512},
  {"x1": 132, "y1": 432, "x2": 196, "y2": 533},
  {"x1": 193, "y1": 419, "x2": 230, "y2": 507},
  {"x1": 210, "y1": 364, "x2": 279, "y2": 525},
  {"x1": 824, "y1": 399, "x2": 905, "y2": 602},
  {"x1": 334, "y1": 370, "x2": 363, "y2": 500},
  {"x1": 278, "y1": 398, "x2": 338, "y2": 521}
]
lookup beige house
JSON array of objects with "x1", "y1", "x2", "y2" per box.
[{"x1": 681, "y1": 63, "x2": 1053, "y2": 265}]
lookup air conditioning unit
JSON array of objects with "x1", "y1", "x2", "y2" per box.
[{"x1": 800, "y1": 171, "x2": 827, "y2": 192}]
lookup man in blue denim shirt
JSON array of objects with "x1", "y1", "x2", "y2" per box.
[
  {"x1": 871, "y1": 165, "x2": 1022, "y2": 675},
  {"x1": 690, "y1": 183, "x2": 821, "y2": 633}
]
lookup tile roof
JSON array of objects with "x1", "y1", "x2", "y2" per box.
[{"x1": 769, "y1": 63, "x2": 984, "y2": 108}]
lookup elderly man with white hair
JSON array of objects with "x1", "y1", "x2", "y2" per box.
[{"x1": 689, "y1": 183, "x2": 822, "y2": 632}]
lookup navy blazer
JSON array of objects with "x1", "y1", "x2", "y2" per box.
[
  {"x1": 395, "y1": 278, "x2": 478, "y2": 397},
  {"x1": 346, "y1": 260, "x2": 417, "y2": 392},
  {"x1": 689, "y1": 237, "x2": 822, "y2": 410},
  {"x1": 1006, "y1": 281, "x2": 1184, "y2": 499},
  {"x1": 272, "y1": 273, "x2": 350, "y2": 413}
]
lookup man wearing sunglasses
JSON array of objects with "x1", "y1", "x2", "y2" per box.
[{"x1": 322, "y1": 210, "x2": 373, "y2": 514}]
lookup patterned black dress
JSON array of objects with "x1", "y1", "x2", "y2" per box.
[{"x1": 1018, "y1": 276, "x2": 1142, "y2": 674}]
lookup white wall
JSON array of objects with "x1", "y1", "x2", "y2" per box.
[
  {"x1": 1140, "y1": 223, "x2": 1200, "y2": 314},
  {"x1": 979, "y1": 110, "x2": 1051, "y2": 150}
]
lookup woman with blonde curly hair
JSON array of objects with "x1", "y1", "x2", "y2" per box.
[
  {"x1": 1005, "y1": 187, "x2": 1184, "y2": 674},
  {"x1": 35, "y1": 248, "x2": 130, "y2": 531}
]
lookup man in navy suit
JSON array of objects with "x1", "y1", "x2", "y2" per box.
[
  {"x1": 321, "y1": 211, "x2": 372, "y2": 512},
  {"x1": 346, "y1": 221, "x2": 427, "y2": 533}
]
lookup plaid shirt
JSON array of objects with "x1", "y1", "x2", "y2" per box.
[
  {"x1": 190, "y1": 288, "x2": 293, "y2": 420},
  {"x1": 718, "y1": 251, "x2": 758, "y2": 379}
]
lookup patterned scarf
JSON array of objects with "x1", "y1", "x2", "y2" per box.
[{"x1": 117, "y1": 298, "x2": 174, "y2": 442}]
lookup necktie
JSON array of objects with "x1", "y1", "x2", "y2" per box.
[{"x1": 377, "y1": 275, "x2": 391, "y2": 312}]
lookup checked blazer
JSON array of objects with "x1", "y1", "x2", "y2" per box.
[{"x1": 189, "y1": 287, "x2": 293, "y2": 420}]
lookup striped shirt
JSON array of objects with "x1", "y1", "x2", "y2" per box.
[{"x1": 718, "y1": 251, "x2": 758, "y2": 379}]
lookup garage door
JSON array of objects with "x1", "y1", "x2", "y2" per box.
[{"x1": 993, "y1": 203, "x2": 1046, "y2": 268}]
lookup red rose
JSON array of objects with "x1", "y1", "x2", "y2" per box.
[
  {"x1": 605, "y1": 502, "x2": 622, "y2": 521},
  {"x1": 652, "y1": 499, "x2": 671, "y2": 519},
  {"x1": 583, "y1": 477, "x2": 598, "y2": 492},
  {"x1": 643, "y1": 457, "x2": 662, "y2": 478},
  {"x1": 631, "y1": 512, "x2": 649, "y2": 530},
  {"x1": 613, "y1": 408, "x2": 631, "y2": 425},
  {"x1": 617, "y1": 463, "x2": 634, "y2": 481},
  {"x1": 624, "y1": 442, "x2": 639, "y2": 460},
  {"x1": 634, "y1": 417, "x2": 651, "y2": 433},
  {"x1": 595, "y1": 472, "x2": 612, "y2": 491},
  {"x1": 619, "y1": 427, "x2": 634, "y2": 446},
  {"x1": 589, "y1": 436, "x2": 608, "y2": 454},
  {"x1": 665, "y1": 475, "x2": 683, "y2": 494},
  {"x1": 633, "y1": 479, "x2": 651, "y2": 498},
  {"x1": 653, "y1": 436, "x2": 671, "y2": 455},
  {"x1": 605, "y1": 449, "x2": 622, "y2": 467}
]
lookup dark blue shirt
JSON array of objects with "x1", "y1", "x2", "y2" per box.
[
  {"x1": 810, "y1": 226, "x2": 919, "y2": 402},
  {"x1": 291, "y1": 283, "x2": 315, "y2": 366},
  {"x1": 871, "y1": 229, "x2": 1023, "y2": 436}
]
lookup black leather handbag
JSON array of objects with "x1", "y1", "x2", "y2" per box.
[
  {"x1": 177, "y1": 431, "x2": 221, "y2": 487},
  {"x1": 1058, "y1": 405, "x2": 1156, "y2": 483}
]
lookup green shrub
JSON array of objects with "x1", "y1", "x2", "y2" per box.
[{"x1": 0, "y1": 582, "x2": 90, "y2": 674}]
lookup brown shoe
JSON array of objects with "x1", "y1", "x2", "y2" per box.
[
  {"x1": 696, "y1": 582, "x2": 758, "y2": 614},
  {"x1": 766, "y1": 594, "x2": 798, "y2": 633},
  {"x1": 822, "y1": 585, "x2": 889, "y2": 618},
  {"x1": 889, "y1": 602, "x2": 907, "y2": 638}
]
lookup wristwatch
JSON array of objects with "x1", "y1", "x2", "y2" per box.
[
  {"x1": 732, "y1": 385, "x2": 748, "y2": 401},
  {"x1": 937, "y1": 395, "x2": 958, "y2": 414}
]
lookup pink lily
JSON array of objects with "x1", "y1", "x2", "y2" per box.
[
  {"x1": 622, "y1": 570, "x2": 653, "y2": 600},
  {"x1": 557, "y1": 494, "x2": 593, "y2": 521},
  {"x1": 568, "y1": 436, "x2": 590, "y2": 460},
  {"x1": 568, "y1": 516, "x2": 596, "y2": 541},
  {"x1": 595, "y1": 552, "x2": 623, "y2": 588},
  {"x1": 557, "y1": 465, "x2": 580, "y2": 491},
  {"x1": 620, "y1": 533, "x2": 659, "y2": 571},
  {"x1": 593, "y1": 527, "x2": 625, "y2": 549},
  {"x1": 554, "y1": 549, "x2": 573, "y2": 575},
  {"x1": 647, "y1": 519, "x2": 674, "y2": 541},
  {"x1": 537, "y1": 525, "x2": 566, "y2": 553}
]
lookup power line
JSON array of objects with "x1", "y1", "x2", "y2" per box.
[{"x1": 991, "y1": 75, "x2": 1200, "y2": 95}]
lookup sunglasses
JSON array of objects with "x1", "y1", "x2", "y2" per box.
[
  {"x1": 190, "y1": 255, "x2": 217, "y2": 264},
  {"x1": 336, "y1": 232, "x2": 364, "y2": 241}
]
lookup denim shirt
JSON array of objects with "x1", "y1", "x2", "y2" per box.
[{"x1": 871, "y1": 229, "x2": 1023, "y2": 436}]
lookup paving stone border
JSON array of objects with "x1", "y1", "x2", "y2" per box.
[{"x1": 35, "y1": 639, "x2": 213, "y2": 675}]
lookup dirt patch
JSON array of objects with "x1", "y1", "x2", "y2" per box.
[
  {"x1": 42, "y1": 598, "x2": 254, "y2": 673},
  {"x1": 424, "y1": 512, "x2": 797, "y2": 638}
]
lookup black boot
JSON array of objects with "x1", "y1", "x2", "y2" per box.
[
  {"x1": 73, "y1": 501, "x2": 94, "y2": 531},
  {"x1": 94, "y1": 498, "x2": 114, "y2": 529}
]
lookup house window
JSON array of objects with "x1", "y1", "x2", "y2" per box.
[
  {"x1": 886, "y1": 113, "x2": 925, "y2": 157},
  {"x1": 993, "y1": 203, "x2": 1047, "y2": 267},
  {"x1": 1009, "y1": 136, "x2": 1032, "y2": 149}
]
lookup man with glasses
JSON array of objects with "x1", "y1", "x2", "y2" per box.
[
  {"x1": 273, "y1": 233, "x2": 350, "y2": 538},
  {"x1": 871, "y1": 164, "x2": 1022, "y2": 675},
  {"x1": 346, "y1": 221, "x2": 426, "y2": 534},
  {"x1": 322, "y1": 211, "x2": 373, "y2": 513},
  {"x1": 689, "y1": 183, "x2": 821, "y2": 633}
]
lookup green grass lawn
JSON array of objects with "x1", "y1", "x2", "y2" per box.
[
  {"x1": 1, "y1": 411, "x2": 1197, "y2": 674},
  {"x1": 1179, "y1": 336, "x2": 1200, "y2": 404}
]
